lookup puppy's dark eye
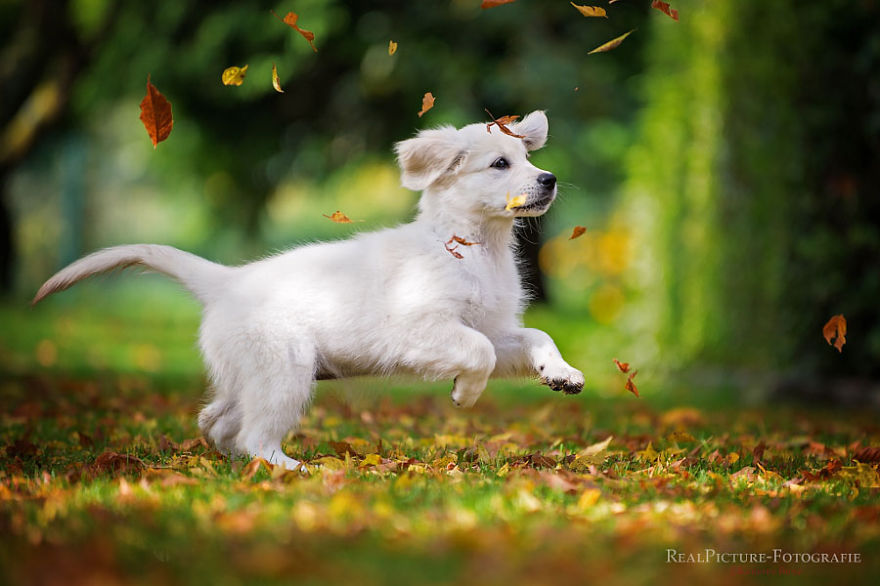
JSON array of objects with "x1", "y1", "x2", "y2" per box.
[{"x1": 490, "y1": 157, "x2": 509, "y2": 170}]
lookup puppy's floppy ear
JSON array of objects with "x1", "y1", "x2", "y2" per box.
[
  {"x1": 510, "y1": 110, "x2": 549, "y2": 151},
  {"x1": 394, "y1": 127, "x2": 467, "y2": 191}
]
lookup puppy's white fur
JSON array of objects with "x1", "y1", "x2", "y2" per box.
[{"x1": 34, "y1": 111, "x2": 585, "y2": 470}]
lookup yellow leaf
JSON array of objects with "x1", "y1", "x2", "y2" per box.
[
  {"x1": 570, "y1": 3, "x2": 607, "y2": 18},
  {"x1": 388, "y1": 40, "x2": 398, "y2": 55},
  {"x1": 360, "y1": 453, "x2": 383, "y2": 468},
  {"x1": 272, "y1": 63, "x2": 284, "y2": 93},
  {"x1": 578, "y1": 435, "x2": 613, "y2": 459},
  {"x1": 221, "y1": 65, "x2": 248, "y2": 86},
  {"x1": 666, "y1": 430, "x2": 696, "y2": 443},
  {"x1": 505, "y1": 192, "x2": 527, "y2": 211},
  {"x1": 588, "y1": 30, "x2": 635, "y2": 55},
  {"x1": 577, "y1": 488, "x2": 601, "y2": 510},
  {"x1": 311, "y1": 456, "x2": 346, "y2": 470},
  {"x1": 637, "y1": 441, "x2": 659, "y2": 462}
]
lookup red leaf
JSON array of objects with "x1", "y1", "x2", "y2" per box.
[
  {"x1": 625, "y1": 370, "x2": 639, "y2": 398},
  {"x1": 485, "y1": 108, "x2": 525, "y2": 138},
  {"x1": 138, "y1": 75, "x2": 173, "y2": 149},
  {"x1": 651, "y1": 1, "x2": 679, "y2": 21},
  {"x1": 569, "y1": 226, "x2": 587, "y2": 240},
  {"x1": 481, "y1": 0, "x2": 516, "y2": 9},
  {"x1": 613, "y1": 358, "x2": 630, "y2": 373}
]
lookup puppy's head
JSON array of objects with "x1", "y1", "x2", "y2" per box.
[{"x1": 395, "y1": 110, "x2": 556, "y2": 219}]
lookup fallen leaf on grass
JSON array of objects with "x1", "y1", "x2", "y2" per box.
[
  {"x1": 272, "y1": 10, "x2": 318, "y2": 52},
  {"x1": 625, "y1": 370, "x2": 640, "y2": 397},
  {"x1": 484, "y1": 108, "x2": 525, "y2": 138},
  {"x1": 588, "y1": 29, "x2": 635, "y2": 55},
  {"x1": 481, "y1": 0, "x2": 516, "y2": 9},
  {"x1": 570, "y1": 226, "x2": 587, "y2": 240},
  {"x1": 91, "y1": 451, "x2": 145, "y2": 476},
  {"x1": 853, "y1": 446, "x2": 880, "y2": 463},
  {"x1": 801, "y1": 459, "x2": 843, "y2": 482},
  {"x1": 823, "y1": 314, "x2": 846, "y2": 352},
  {"x1": 570, "y1": 435, "x2": 613, "y2": 470},
  {"x1": 272, "y1": 63, "x2": 284, "y2": 93},
  {"x1": 570, "y1": 3, "x2": 607, "y2": 18},
  {"x1": 241, "y1": 457, "x2": 273, "y2": 481},
  {"x1": 418, "y1": 92, "x2": 435, "y2": 117},
  {"x1": 221, "y1": 65, "x2": 248, "y2": 86},
  {"x1": 388, "y1": 40, "x2": 398, "y2": 55},
  {"x1": 612, "y1": 358, "x2": 630, "y2": 373},
  {"x1": 651, "y1": 1, "x2": 679, "y2": 21},
  {"x1": 505, "y1": 193, "x2": 527, "y2": 211},
  {"x1": 139, "y1": 75, "x2": 173, "y2": 149}
]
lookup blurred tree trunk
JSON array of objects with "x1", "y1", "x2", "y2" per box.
[{"x1": 622, "y1": 0, "x2": 880, "y2": 385}]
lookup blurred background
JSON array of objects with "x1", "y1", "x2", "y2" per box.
[{"x1": 1, "y1": 0, "x2": 878, "y2": 404}]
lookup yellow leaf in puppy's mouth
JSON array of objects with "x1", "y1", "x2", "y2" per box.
[{"x1": 505, "y1": 193, "x2": 527, "y2": 211}]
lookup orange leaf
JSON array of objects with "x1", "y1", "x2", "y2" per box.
[
  {"x1": 448, "y1": 235, "x2": 481, "y2": 247},
  {"x1": 570, "y1": 226, "x2": 587, "y2": 240},
  {"x1": 272, "y1": 9, "x2": 318, "y2": 53},
  {"x1": 651, "y1": 1, "x2": 679, "y2": 21},
  {"x1": 388, "y1": 40, "x2": 398, "y2": 55},
  {"x1": 822, "y1": 314, "x2": 847, "y2": 353},
  {"x1": 418, "y1": 92, "x2": 435, "y2": 118},
  {"x1": 485, "y1": 108, "x2": 525, "y2": 139},
  {"x1": 323, "y1": 210, "x2": 359, "y2": 224},
  {"x1": 625, "y1": 370, "x2": 640, "y2": 398},
  {"x1": 570, "y1": 3, "x2": 607, "y2": 18},
  {"x1": 272, "y1": 63, "x2": 284, "y2": 93},
  {"x1": 221, "y1": 65, "x2": 248, "y2": 86},
  {"x1": 588, "y1": 29, "x2": 635, "y2": 55},
  {"x1": 613, "y1": 358, "x2": 630, "y2": 373},
  {"x1": 138, "y1": 75, "x2": 173, "y2": 149},
  {"x1": 481, "y1": 0, "x2": 516, "y2": 9}
]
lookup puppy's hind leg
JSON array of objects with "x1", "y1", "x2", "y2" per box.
[{"x1": 234, "y1": 337, "x2": 316, "y2": 471}]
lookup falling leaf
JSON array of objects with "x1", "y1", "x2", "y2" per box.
[
  {"x1": 823, "y1": 314, "x2": 846, "y2": 352},
  {"x1": 570, "y1": 3, "x2": 607, "y2": 18},
  {"x1": 323, "y1": 210, "x2": 360, "y2": 223},
  {"x1": 138, "y1": 75, "x2": 173, "y2": 149},
  {"x1": 418, "y1": 92, "x2": 435, "y2": 117},
  {"x1": 625, "y1": 370, "x2": 639, "y2": 397},
  {"x1": 505, "y1": 192, "x2": 527, "y2": 211},
  {"x1": 388, "y1": 40, "x2": 398, "y2": 55},
  {"x1": 481, "y1": 0, "x2": 516, "y2": 9},
  {"x1": 221, "y1": 65, "x2": 249, "y2": 86},
  {"x1": 272, "y1": 9, "x2": 318, "y2": 53},
  {"x1": 612, "y1": 358, "x2": 630, "y2": 373},
  {"x1": 484, "y1": 108, "x2": 525, "y2": 138},
  {"x1": 651, "y1": 0, "x2": 679, "y2": 21},
  {"x1": 272, "y1": 63, "x2": 284, "y2": 93},
  {"x1": 588, "y1": 29, "x2": 635, "y2": 55},
  {"x1": 570, "y1": 226, "x2": 587, "y2": 240}
]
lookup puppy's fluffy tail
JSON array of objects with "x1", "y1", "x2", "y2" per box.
[{"x1": 32, "y1": 244, "x2": 232, "y2": 306}]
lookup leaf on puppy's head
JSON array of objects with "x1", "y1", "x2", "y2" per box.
[{"x1": 485, "y1": 108, "x2": 525, "y2": 139}]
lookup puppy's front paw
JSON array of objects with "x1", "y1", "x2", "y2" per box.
[{"x1": 540, "y1": 364, "x2": 585, "y2": 395}]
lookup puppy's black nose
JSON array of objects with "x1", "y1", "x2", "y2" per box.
[{"x1": 537, "y1": 173, "x2": 557, "y2": 189}]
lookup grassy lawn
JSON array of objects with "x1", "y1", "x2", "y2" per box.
[{"x1": 2, "y1": 288, "x2": 879, "y2": 585}]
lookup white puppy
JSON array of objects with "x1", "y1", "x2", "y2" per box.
[{"x1": 33, "y1": 110, "x2": 584, "y2": 470}]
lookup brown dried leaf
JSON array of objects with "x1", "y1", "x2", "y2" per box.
[
  {"x1": 625, "y1": 370, "x2": 639, "y2": 397},
  {"x1": 418, "y1": 92, "x2": 435, "y2": 118},
  {"x1": 272, "y1": 10, "x2": 318, "y2": 52},
  {"x1": 484, "y1": 108, "x2": 525, "y2": 138},
  {"x1": 853, "y1": 446, "x2": 880, "y2": 463},
  {"x1": 570, "y1": 3, "x2": 607, "y2": 18},
  {"x1": 139, "y1": 75, "x2": 173, "y2": 149},
  {"x1": 569, "y1": 226, "x2": 587, "y2": 240},
  {"x1": 651, "y1": 1, "x2": 679, "y2": 21},
  {"x1": 613, "y1": 358, "x2": 630, "y2": 373},
  {"x1": 588, "y1": 29, "x2": 635, "y2": 55},
  {"x1": 91, "y1": 451, "x2": 145, "y2": 476},
  {"x1": 823, "y1": 314, "x2": 846, "y2": 352}
]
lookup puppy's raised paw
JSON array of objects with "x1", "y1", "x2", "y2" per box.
[{"x1": 541, "y1": 365, "x2": 585, "y2": 395}]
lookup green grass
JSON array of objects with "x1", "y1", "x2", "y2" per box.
[{"x1": 1, "y1": 291, "x2": 879, "y2": 585}]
